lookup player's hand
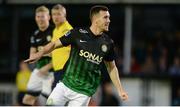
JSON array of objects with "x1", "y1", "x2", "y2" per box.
[
  {"x1": 24, "y1": 52, "x2": 42, "y2": 63},
  {"x1": 24, "y1": 58, "x2": 36, "y2": 64},
  {"x1": 119, "y1": 91, "x2": 128, "y2": 101}
]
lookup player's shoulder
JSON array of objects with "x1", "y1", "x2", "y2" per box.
[
  {"x1": 32, "y1": 29, "x2": 40, "y2": 36},
  {"x1": 62, "y1": 26, "x2": 73, "y2": 34},
  {"x1": 64, "y1": 27, "x2": 89, "y2": 37},
  {"x1": 72, "y1": 27, "x2": 89, "y2": 34},
  {"x1": 102, "y1": 33, "x2": 114, "y2": 44},
  {"x1": 30, "y1": 30, "x2": 38, "y2": 43},
  {"x1": 63, "y1": 21, "x2": 73, "y2": 29}
]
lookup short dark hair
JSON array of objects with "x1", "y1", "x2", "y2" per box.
[{"x1": 90, "y1": 5, "x2": 109, "y2": 21}]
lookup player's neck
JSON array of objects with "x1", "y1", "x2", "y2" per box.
[
  {"x1": 56, "y1": 20, "x2": 67, "y2": 28},
  {"x1": 90, "y1": 25, "x2": 103, "y2": 36},
  {"x1": 39, "y1": 25, "x2": 48, "y2": 31}
]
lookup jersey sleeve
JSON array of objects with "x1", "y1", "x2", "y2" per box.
[
  {"x1": 30, "y1": 30, "x2": 39, "y2": 47},
  {"x1": 30, "y1": 35, "x2": 36, "y2": 47},
  {"x1": 59, "y1": 29, "x2": 76, "y2": 46},
  {"x1": 103, "y1": 41, "x2": 116, "y2": 61}
]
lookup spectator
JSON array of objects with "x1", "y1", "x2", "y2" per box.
[
  {"x1": 157, "y1": 55, "x2": 167, "y2": 74},
  {"x1": 131, "y1": 55, "x2": 141, "y2": 73},
  {"x1": 88, "y1": 86, "x2": 102, "y2": 106},
  {"x1": 114, "y1": 46, "x2": 123, "y2": 71},
  {"x1": 172, "y1": 87, "x2": 180, "y2": 106},
  {"x1": 16, "y1": 60, "x2": 31, "y2": 105},
  {"x1": 169, "y1": 56, "x2": 180, "y2": 75},
  {"x1": 141, "y1": 55, "x2": 156, "y2": 74},
  {"x1": 100, "y1": 81, "x2": 120, "y2": 106}
]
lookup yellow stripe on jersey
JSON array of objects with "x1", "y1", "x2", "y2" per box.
[{"x1": 52, "y1": 21, "x2": 73, "y2": 71}]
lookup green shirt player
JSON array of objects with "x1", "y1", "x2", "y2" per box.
[
  {"x1": 25, "y1": 5, "x2": 128, "y2": 106},
  {"x1": 23, "y1": 6, "x2": 54, "y2": 106}
]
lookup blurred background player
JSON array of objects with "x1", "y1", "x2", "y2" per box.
[
  {"x1": 22, "y1": 5, "x2": 54, "y2": 106},
  {"x1": 15, "y1": 60, "x2": 31, "y2": 106},
  {"x1": 51, "y1": 4, "x2": 73, "y2": 89},
  {"x1": 100, "y1": 81, "x2": 120, "y2": 106}
]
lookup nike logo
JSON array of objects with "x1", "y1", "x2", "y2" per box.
[{"x1": 80, "y1": 40, "x2": 87, "y2": 42}]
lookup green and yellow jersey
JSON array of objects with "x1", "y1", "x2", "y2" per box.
[{"x1": 59, "y1": 28, "x2": 116, "y2": 96}]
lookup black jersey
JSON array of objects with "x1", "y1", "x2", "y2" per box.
[
  {"x1": 59, "y1": 28, "x2": 116, "y2": 96},
  {"x1": 30, "y1": 26, "x2": 54, "y2": 69}
]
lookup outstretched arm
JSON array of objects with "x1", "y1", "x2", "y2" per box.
[
  {"x1": 24, "y1": 39, "x2": 62, "y2": 63},
  {"x1": 104, "y1": 60, "x2": 128, "y2": 101}
]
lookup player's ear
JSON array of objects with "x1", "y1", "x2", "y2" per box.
[
  {"x1": 94, "y1": 13, "x2": 101, "y2": 23},
  {"x1": 92, "y1": 14, "x2": 98, "y2": 23},
  {"x1": 95, "y1": 15, "x2": 100, "y2": 25}
]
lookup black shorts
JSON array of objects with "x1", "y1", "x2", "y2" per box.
[{"x1": 52, "y1": 69, "x2": 64, "y2": 90}]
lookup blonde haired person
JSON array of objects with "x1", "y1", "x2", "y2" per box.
[
  {"x1": 16, "y1": 60, "x2": 31, "y2": 105},
  {"x1": 51, "y1": 4, "x2": 73, "y2": 89},
  {"x1": 22, "y1": 5, "x2": 54, "y2": 106}
]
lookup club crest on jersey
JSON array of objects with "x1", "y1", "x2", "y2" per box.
[
  {"x1": 46, "y1": 35, "x2": 51, "y2": 41},
  {"x1": 101, "y1": 44, "x2": 108, "y2": 52},
  {"x1": 79, "y1": 29, "x2": 88, "y2": 33}
]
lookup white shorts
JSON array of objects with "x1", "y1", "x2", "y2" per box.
[
  {"x1": 46, "y1": 82, "x2": 91, "y2": 106},
  {"x1": 27, "y1": 69, "x2": 54, "y2": 97}
]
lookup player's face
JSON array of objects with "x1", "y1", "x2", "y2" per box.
[
  {"x1": 96, "y1": 10, "x2": 110, "y2": 32},
  {"x1": 51, "y1": 9, "x2": 66, "y2": 26},
  {"x1": 35, "y1": 12, "x2": 50, "y2": 29}
]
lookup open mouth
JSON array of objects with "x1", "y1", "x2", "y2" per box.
[
  {"x1": 105, "y1": 25, "x2": 109, "y2": 28},
  {"x1": 105, "y1": 23, "x2": 109, "y2": 27}
]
